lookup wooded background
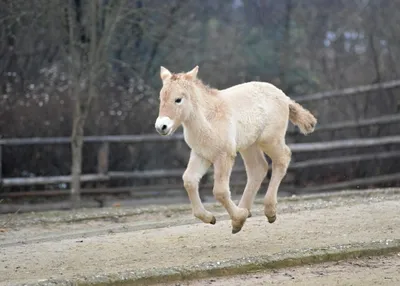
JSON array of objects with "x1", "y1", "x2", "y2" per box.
[{"x1": 1, "y1": 0, "x2": 399, "y2": 209}]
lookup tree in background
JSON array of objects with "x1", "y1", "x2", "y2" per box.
[{"x1": 66, "y1": 0, "x2": 123, "y2": 207}]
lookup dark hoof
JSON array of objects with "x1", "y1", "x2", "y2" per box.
[
  {"x1": 267, "y1": 215, "x2": 276, "y2": 224},
  {"x1": 232, "y1": 227, "x2": 242, "y2": 234},
  {"x1": 247, "y1": 211, "x2": 252, "y2": 218},
  {"x1": 210, "y1": 216, "x2": 216, "y2": 225}
]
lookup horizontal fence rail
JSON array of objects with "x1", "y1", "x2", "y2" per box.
[
  {"x1": 288, "y1": 114, "x2": 400, "y2": 134},
  {"x1": 0, "y1": 133, "x2": 184, "y2": 146},
  {"x1": 2, "y1": 174, "x2": 109, "y2": 187},
  {"x1": 290, "y1": 135, "x2": 400, "y2": 152},
  {"x1": 2, "y1": 142, "x2": 400, "y2": 187},
  {"x1": 295, "y1": 79, "x2": 400, "y2": 103}
]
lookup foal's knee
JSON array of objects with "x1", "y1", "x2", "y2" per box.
[
  {"x1": 182, "y1": 172, "x2": 199, "y2": 190},
  {"x1": 213, "y1": 188, "x2": 228, "y2": 202},
  {"x1": 212, "y1": 181, "x2": 230, "y2": 202},
  {"x1": 274, "y1": 146, "x2": 291, "y2": 172}
]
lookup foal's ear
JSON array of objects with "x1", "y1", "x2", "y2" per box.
[
  {"x1": 160, "y1": 66, "x2": 172, "y2": 82},
  {"x1": 185, "y1": 65, "x2": 199, "y2": 80}
]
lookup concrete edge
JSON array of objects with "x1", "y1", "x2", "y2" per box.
[
  {"x1": 3, "y1": 188, "x2": 400, "y2": 225},
  {"x1": 25, "y1": 239, "x2": 400, "y2": 286}
]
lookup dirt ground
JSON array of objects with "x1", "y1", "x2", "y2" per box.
[
  {"x1": 165, "y1": 254, "x2": 400, "y2": 286},
  {"x1": 0, "y1": 189, "x2": 400, "y2": 286}
]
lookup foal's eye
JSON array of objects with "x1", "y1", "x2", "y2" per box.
[{"x1": 175, "y1": 98, "x2": 182, "y2": 103}]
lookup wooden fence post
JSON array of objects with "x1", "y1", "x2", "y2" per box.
[{"x1": 97, "y1": 142, "x2": 109, "y2": 175}]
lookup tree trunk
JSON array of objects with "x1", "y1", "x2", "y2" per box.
[{"x1": 70, "y1": 99, "x2": 84, "y2": 208}]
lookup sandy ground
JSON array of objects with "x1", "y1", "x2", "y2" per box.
[
  {"x1": 167, "y1": 254, "x2": 400, "y2": 286},
  {"x1": 0, "y1": 189, "x2": 400, "y2": 286}
]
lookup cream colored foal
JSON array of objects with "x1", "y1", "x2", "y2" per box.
[{"x1": 155, "y1": 66, "x2": 317, "y2": 234}]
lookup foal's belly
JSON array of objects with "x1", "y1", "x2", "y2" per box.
[
  {"x1": 184, "y1": 130, "x2": 236, "y2": 162},
  {"x1": 183, "y1": 126, "x2": 262, "y2": 160},
  {"x1": 235, "y1": 117, "x2": 266, "y2": 151}
]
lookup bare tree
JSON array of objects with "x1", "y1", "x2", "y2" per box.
[{"x1": 66, "y1": 0, "x2": 127, "y2": 207}]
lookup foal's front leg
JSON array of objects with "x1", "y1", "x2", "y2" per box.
[
  {"x1": 213, "y1": 154, "x2": 249, "y2": 234},
  {"x1": 182, "y1": 151, "x2": 216, "y2": 224}
]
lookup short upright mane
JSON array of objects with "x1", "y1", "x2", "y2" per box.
[{"x1": 170, "y1": 73, "x2": 218, "y2": 95}]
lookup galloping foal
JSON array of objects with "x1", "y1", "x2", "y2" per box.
[{"x1": 155, "y1": 66, "x2": 317, "y2": 234}]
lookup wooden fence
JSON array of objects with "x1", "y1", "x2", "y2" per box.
[{"x1": 1, "y1": 80, "x2": 400, "y2": 212}]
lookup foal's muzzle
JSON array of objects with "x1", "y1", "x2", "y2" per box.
[{"x1": 155, "y1": 116, "x2": 174, "y2": 136}]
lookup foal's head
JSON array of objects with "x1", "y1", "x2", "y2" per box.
[{"x1": 155, "y1": 66, "x2": 200, "y2": 136}]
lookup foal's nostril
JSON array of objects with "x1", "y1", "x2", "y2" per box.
[{"x1": 161, "y1": 125, "x2": 167, "y2": 131}]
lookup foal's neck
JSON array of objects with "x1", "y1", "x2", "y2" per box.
[{"x1": 183, "y1": 86, "x2": 222, "y2": 135}]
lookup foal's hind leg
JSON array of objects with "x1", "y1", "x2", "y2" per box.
[
  {"x1": 182, "y1": 151, "x2": 216, "y2": 224},
  {"x1": 261, "y1": 141, "x2": 291, "y2": 223},
  {"x1": 238, "y1": 144, "x2": 269, "y2": 216}
]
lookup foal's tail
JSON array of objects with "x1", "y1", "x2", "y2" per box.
[{"x1": 288, "y1": 100, "x2": 317, "y2": 135}]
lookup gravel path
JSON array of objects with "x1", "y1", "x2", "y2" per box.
[{"x1": 0, "y1": 189, "x2": 399, "y2": 286}]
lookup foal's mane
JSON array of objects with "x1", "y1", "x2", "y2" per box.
[{"x1": 170, "y1": 73, "x2": 218, "y2": 96}]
